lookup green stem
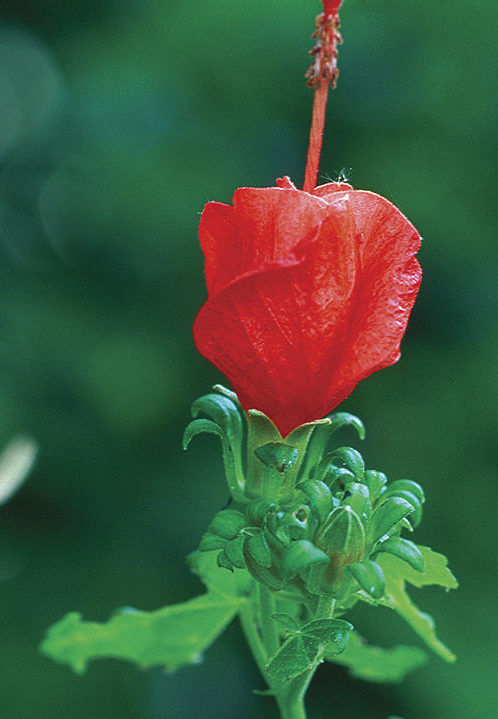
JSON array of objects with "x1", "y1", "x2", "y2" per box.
[
  {"x1": 257, "y1": 584, "x2": 279, "y2": 655},
  {"x1": 239, "y1": 602, "x2": 267, "y2": 676},
  {"x1": 316, "y1": 595, "x2": 336, "y2": 619}
]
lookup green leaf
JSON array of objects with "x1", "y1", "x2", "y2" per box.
[
  {"x1": 326, "y1": 632, "x2": 427, "y2": 682},
  {"x1": 188, "y1": 549, "x2": 253, "y2": 599},
  {"x1": 271, "y1": 613, "x2": 299, "y2": 633},
  {"x1": 301, "y1": 618, "x2": 353, "y2": 653},
  {"x1": 41, "y1": 591, "x2": 243, "y2": 674},
  {"x1": 375, "y1": 546, "x2": 458, "y2": 662},
  {"x1": 265, "y1": 618, "x2": 352, "y2": 680},
  {"x1": 245, "y1": 531, "x2": 272, "y2": 568}
]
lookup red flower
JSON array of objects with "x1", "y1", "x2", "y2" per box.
[{"x1": 193, "y1": 177, "x2": 422, "y2": 437}]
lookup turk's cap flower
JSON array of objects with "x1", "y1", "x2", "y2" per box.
[{"x1": 193, "y1": 178, "x2": 421, "y2": 437}]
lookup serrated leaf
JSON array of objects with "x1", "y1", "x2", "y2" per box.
[
  {"x1": 325, "y1": 632, "x2": 427, "y2": 682},
  {"x1": 266, "y1": 618, "x2": 352, "y2": 680},
  {"x1": 301, "y1": 618, "x2": 353, "y2": 653},
  {"x1": 188, "y1": 550, "x2": 253, "y2": 598},
  {"x1": 265, "y1": 634, "x2": 318, "y2": 680},
  {"x1": 375, "y1": 547, "x2": 458, "y2": 662},
  {"x1": 271, "y1": 613, "x2": 299, "y2": 633},
  {"x1": 41, "y1": 591, "x2": 243, "y2": 674}
]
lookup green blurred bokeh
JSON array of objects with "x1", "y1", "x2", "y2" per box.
[{"x1": 0, "y1": 1, "x2": 496, "y2": 717}]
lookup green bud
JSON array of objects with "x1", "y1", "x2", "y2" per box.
[
  {"x1": 348, "y1": 560, "x2": 385, "y2": 599},
  {"x1": 281, "y1": 540, "x2": 329, "y2": 579},
  {"x1": 246, "y1": 499, "x2": 276, "y2": 527},
  {"x1": 384, "y1": 489, "x2": 423, "y2": 527},
  {"x1": 299, "y1": 480, "x2": 334, "y2": 523},
  {"x1": 376, "y1": 536, "x2": 425, "y2": 572},
  {"x1": 320, "y1": 465, "x2": 356, "y2": 493},
  {"x1": 245, "y1": 531, "x2": 272, "y2": 568},
  {"x1": 216, "y1": 550, "x2": 234, "y2": 571},
  {"x1": 199, "y1": 532, "x2": 227, "y2": 551},
  {"x1": 315, "y1": 506, "x2": 365, "y2": 565},
  {"x1": 254, "y1": 442, "x2": 299, "y2": 473},
  {"x1": 341, "y1": 482, "x2": 371, "y2": 525},
  {"x1": 328, "y1": 447, "x2": 365, "y2": 479},
  {"x1": 368, "y1": 497, "x2": 414, "y2": 545},
  {"x1": 364, "y1": 470, "x2": 388, "y2": 504},
  {"x1": 386, "y1": 479, "x2": 425, "y2": 504},
  {"x1": 223, "y1": 535, "x2": 246, "y2": 569},
  {"x1": 208, "y1": 509, "x2": 247, "y2": 539}
]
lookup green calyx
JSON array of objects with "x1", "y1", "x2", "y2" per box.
[{"x1": 184, "y1": 385, "x2": 427, "y2": 605}]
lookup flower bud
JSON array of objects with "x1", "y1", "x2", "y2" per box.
[{"x1": 315, "y1": 506, "x2": 365, "y2": 565}]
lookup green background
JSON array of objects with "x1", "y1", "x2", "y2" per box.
[{"x1": 0, "y1": 0, "x2": 496, "y2": 717}]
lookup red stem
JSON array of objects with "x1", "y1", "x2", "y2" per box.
[{"x1": 303, "y1": 80, "x2": 329, "y2": 194}]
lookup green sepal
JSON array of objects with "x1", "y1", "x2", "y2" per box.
[
  {"x1": 208, "y1": 509, "x2": 247, "y2": 540},
  {"x1": 242, "y1": 542, "x2": 285, "y2": 591},
  {"x1": 216, "y1": 550, "x2": 234, "y2": 571},
  {"x1": 364, "y1": 470, "x2": 388, "y2": 505},
  {"x1": 375, "y1": 537, "x2": 425, "y2": 572},
  {"x1": 299, "y1": 413, "x2": 365, "y2": 483},
  {"x1": 367, "y1": 496, "x2": 414, "y2": 545},
  {"x1": 199, "y1": 533, "x2": 227, "y2": 551},
  {"x1": 191, "y1": 392, "x2": 243, "y2": 445},
  {"x1": 254, "y1": 442, "x2": 299, "y2": 474},
  {"x1": 246, "y1": 499, "x2": 276, "y2": 527},
  {"x1": 183, "y1": 418, "x2": 246, "y2": 502},
  {"x1": 281, "y1": 540, "x2": 329, "y2": 579},
  {"x1": 245, "y1": 531, "x2": 272, "y2": 568},
  {"x1": 381, "y1": 489, "x2": 423, "y2": 527},
  {"x1": 222, "y1": 536, "x2": 246, "y2": 569},
  {"x1": 386, "y1": 479, "x2": 425, "y2": 504},
  {"x1": 317, "y1": 463, "x2": 356, "y2": 492},
  {"x1": 328, "y1": 447, "x2": 365, "y2": 479},
  {"x1": 298, "y1": 480, "x2": 333, "y2": 523},
  {"x1": 348, "y1": 560, "x2": 385, "y2": 599},
  {"x1": 211, "y1": 384, "x2": 243, "y2": 409},
  {"x1": 341, "y1": 482, "x2": 371, "y2": 524}
]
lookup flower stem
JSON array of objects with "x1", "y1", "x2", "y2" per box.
[
  {"x1": 303, "y1": 81, "x2": 329, "y2": 194},
  {"x1": 257, "y1": 584, "x2": 279, "y2": 656}
]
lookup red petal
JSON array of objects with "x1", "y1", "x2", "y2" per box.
[
  {"x1": 199, "y1": 188, "x2": 328, "y2": 297},
  {"x1": 314, "y1": 182, "x2": 353, "y2": 198}
]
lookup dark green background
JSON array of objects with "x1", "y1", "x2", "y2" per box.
[{"x1": 0, "y1": 1, "x2": 496, "y2": 717}]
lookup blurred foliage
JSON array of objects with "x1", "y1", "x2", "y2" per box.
[{"x1": 0, "y1": 0, "x2": 496, "y2": 718}]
